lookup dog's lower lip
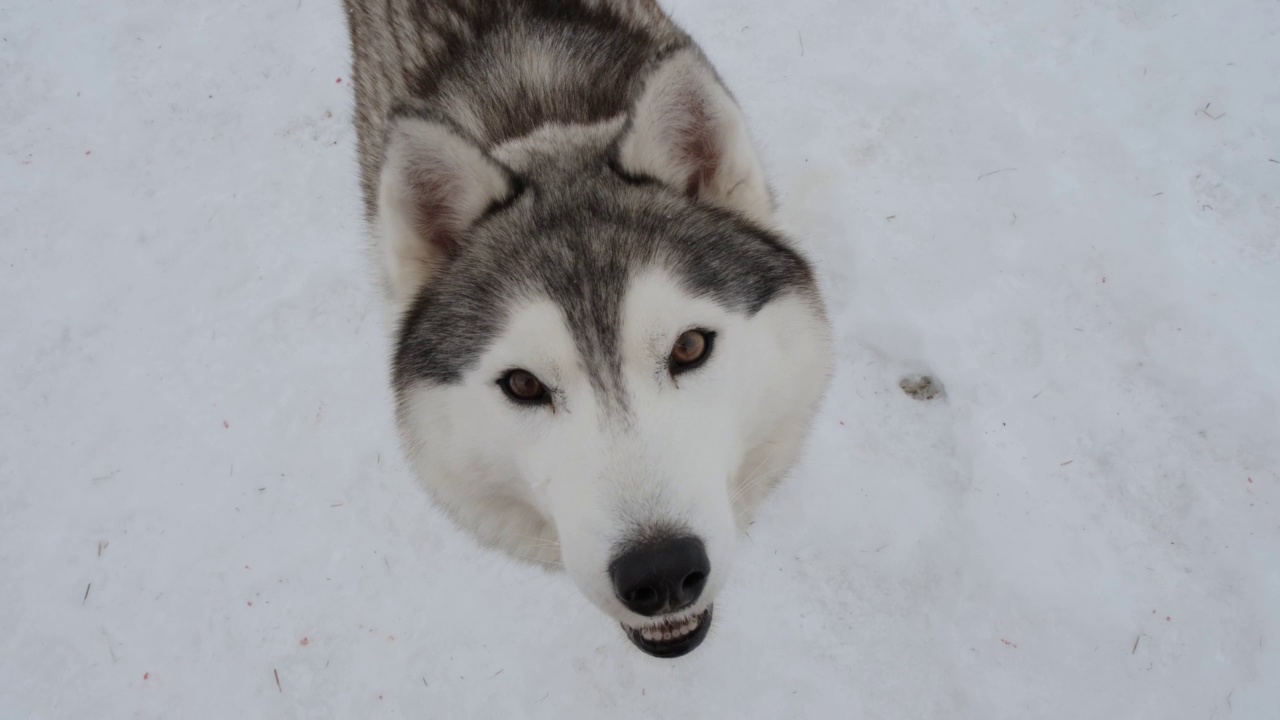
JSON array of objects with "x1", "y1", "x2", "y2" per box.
[{"x1": 622, "y1": 606, "x2": 713, "y2": 658}]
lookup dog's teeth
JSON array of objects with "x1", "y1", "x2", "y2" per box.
[{"x1": 634, "y1": 611, "x2": 707, "y2": 645}]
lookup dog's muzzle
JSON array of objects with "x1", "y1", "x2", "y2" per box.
[{"x1": 609, "y1": 534, "x2": 713, "y2": 657}]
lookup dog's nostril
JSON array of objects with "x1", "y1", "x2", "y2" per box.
[
  {"x1": 681, "y1": 571, "x2": 706, "y2": 593},
  {"x1": 609, "y1": 535, "x2": 710, "y2": 617},
  {"x1": 628, "y1": 586, "x2": 658, "y2": 604}
]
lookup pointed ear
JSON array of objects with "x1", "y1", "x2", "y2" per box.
[
  {"x1": 378, "y1": 114, "x2": 516, "y2": 305},
  {"x1": 616, "y1": 47, "x2": 772, "y2": 225}
]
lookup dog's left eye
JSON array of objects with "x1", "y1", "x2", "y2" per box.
[
  {"x1": 669, "y1": 329, "x2": 715, "y2": 375},
  {"x1": 499, "y1": 369, "x2": 551, "y2": 406}
]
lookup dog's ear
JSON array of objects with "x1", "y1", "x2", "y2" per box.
[
  {"x1": 378, "y1": 115, "x2": 516, "y2": 304},
  {"x1": 617, "y1": 47, "x2": 771, "y2": 225}
]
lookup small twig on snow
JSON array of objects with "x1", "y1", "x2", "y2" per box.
[
  {"x1": 1198, "y1": 103, "x2": 1225, "y2": 120},
  {"x1": 977, "y1": 167, "x2": 1017, "y2": 181}
]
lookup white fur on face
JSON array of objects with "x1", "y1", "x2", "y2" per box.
[{"x1": 398, "y1": 269, "x2": 831, "y2": 627}]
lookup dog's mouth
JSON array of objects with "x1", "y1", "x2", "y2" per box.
[{"x1": 622, "y1": 605, "x2": 713, "y2": 658}]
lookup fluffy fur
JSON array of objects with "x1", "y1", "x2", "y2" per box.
[{"x1": 344, "y1": 0, "x2": 832, "y2": 656}]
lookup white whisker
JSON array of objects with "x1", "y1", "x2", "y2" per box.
[{"x1": 730, "y1": 443, "x2": 781, "y2": 506}]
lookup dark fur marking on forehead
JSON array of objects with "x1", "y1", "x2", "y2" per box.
[
  {"x1": 392, "y1": 171, "x2": 815, "y2": 402},
  {"x1": 378, "y1": 0, "x2": 815, "y2": 401}
]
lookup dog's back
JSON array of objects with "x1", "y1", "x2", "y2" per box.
[{"x1": 344, "y1": 0, "x2": 686, "y2": 215}]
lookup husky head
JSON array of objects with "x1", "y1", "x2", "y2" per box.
[{"x1": 378, "y1": 48, "x2": 831, "y2": 657}]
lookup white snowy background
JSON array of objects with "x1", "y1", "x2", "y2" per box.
[{"x1": 2, "y1": 0, "x2": 1278, "y2": 717}]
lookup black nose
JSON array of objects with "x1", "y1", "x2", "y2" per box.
[{"x1": 609, "y1": 536, "x2": 710, "y2": 616}]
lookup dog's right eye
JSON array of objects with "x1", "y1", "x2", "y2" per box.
[
  {"x1": 668, "y1": 329, "x2": 715, "y2": 376},
  {"x1": 499, "y1": 369, "x2": 551, "y2": 406}
]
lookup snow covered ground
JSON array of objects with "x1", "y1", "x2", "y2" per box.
[{"x1": 3, "y1": 0, "x2": 1278, "y2": 717}]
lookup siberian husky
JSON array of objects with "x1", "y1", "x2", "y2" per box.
[{"x1": 344, "y1": 0, "x2": 832, "y2": 657}]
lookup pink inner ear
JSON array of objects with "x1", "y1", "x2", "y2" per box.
[
  {"x1": 674, "y1": 93, "x2": 721, "y2": 199},
  {"x1": 407, "y1": 163, "x2": 462, "y2": 258}
]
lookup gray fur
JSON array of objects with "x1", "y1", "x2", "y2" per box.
[
  {"x1": 345, "y1": 3, "x2": 832, "y2": 653},
  {"x1": 344, "y1": 0, "x2": 822, "y2": 420},
  {"x1": 345, "y1": 0, "x2": 685, "y2": 215},
  {"x1": 390, "y1": 111, "x2": 816, "y2": 407}
]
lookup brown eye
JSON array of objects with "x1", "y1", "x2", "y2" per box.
[
  {"x1": 669, "y1": 329, "x2": 715, "y2": 375},
  {"x1": 500, "y1": 369, "x2": 550, "y2": 405}
]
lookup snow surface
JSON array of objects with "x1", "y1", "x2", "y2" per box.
[{"x1": 3, "y1": 0, "x2": 1279, "y2": 717}]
